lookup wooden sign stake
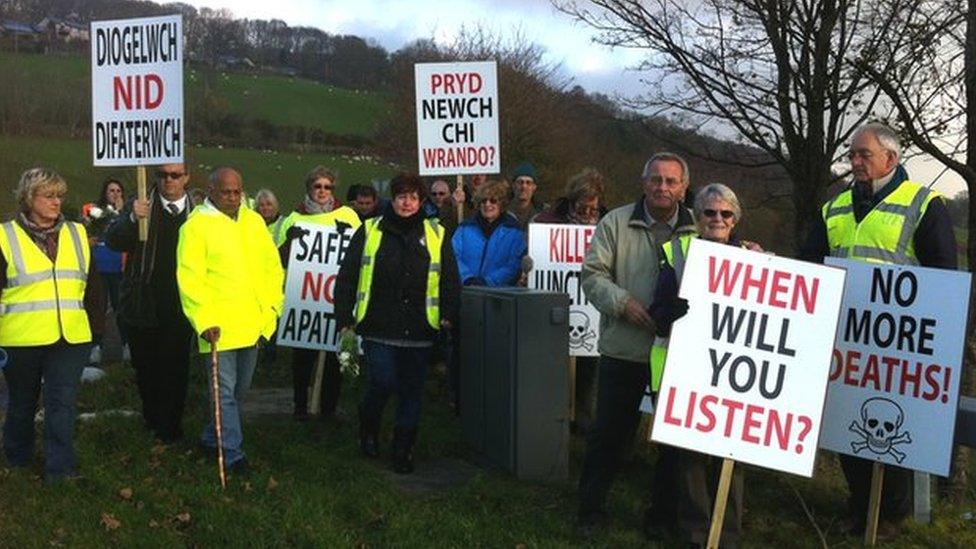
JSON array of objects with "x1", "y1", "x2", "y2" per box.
[
  {"x1": 455, "y1": 174, "x2": 464, "y2": 223},
  {"x1": 864, "y1": 462, "x2": 885, "y2": 546},
  {"x1": 706, "y1": 458, "x2": 735, "y2": 549},
  {"x1": 309, "y1": 350, "x2": 327, "y2": 415}
]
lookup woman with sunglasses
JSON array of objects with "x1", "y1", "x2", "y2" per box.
[
  {"x1": 275, "y1": 166, "x2": 361, "y2": 422},
  {"x1": 451, "y1": 179, "x2": 527, "y2": 288},
  {"x1": 644, "y1": 183, "x2": 761, "y2": 547}
]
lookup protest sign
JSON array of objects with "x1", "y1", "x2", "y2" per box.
[
  {"x1": 528, "y1": 223, "x2": 599, "y2": 357},
  {"x1": 651, "y1": 239, "x2": 846, "y2": 477},
  {"x1": 415, "y1": 61, "x2": 499, "y2": 176},
  {"x1": 277, "y1": 222, "x2": 353, "y2": 351},
  {"x1": 91, "y1": 15, "x2": 184, "y2": 166},
  {"x1": 819, "y1": 259, "x2": 970, "y2": 476}
]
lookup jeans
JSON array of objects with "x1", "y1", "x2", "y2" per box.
[
  {"x1": 200, "y1": 345, "x2": 257, "y2": 465},
  {"x1": 578, "y1": 355, "x2": 648, "y2": 517},
  {"x1": 2, "y1": 341, "x2": 87, "y2": 477},
  {"x1": 360, "y1": 341, "x2": 431, "y2": 429}
]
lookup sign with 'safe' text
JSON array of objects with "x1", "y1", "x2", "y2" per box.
[
  {"x1": 528, "y1": 223, "x2": 599, "y2": 357},
  {"x1": 415, "y1": 61, "x2": 499, "y2": 176},
  {"x1": 277, "y1": 223, "x2": 354, "y2": 351},
  {"x1": 652, "y1": 240, "x2": 846, "y2": 477},
  {"x1": 91, "y1": 15, "x2": 183, "y2": 166},
  {"x1": 820, "y1": 259, "x2": 970, "y2": 476}
]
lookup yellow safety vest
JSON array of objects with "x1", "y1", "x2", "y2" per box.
[
  {"x1": 273, "y1": 206, "x2": 362, "y2": 247},
  {"x1": 0, "y1": 220, "x2": 92, "y2": 346},
  {"x1": 354, "y1": 217, "x2": 444, "y2": 330},
  {"x1": 649, "y1": 233, "x2": 695, "y2": 392},
  {"x1": 822, "y1": 180, "x2": 940, "y2": 265}
]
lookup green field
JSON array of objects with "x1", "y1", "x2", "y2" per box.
[
  {"x1": 0, "y1": 52, "x2": 389, "y2": 137},
  {"x1": 0, "y1": 135, "x2": 397, "y2": 218}
]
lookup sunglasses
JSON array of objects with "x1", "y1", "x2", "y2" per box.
[
  {"x1": 312, "y1": 184, "x2": 334, "y2": 191},
  {"x1": 481, "y1": 197, "x2": 500, "y2": 205},
  {"x1": 156, "y1": 171, "x2": 185, "y2": 180},
  {"x1": 703, "y1": 209, "x2": 735, "y2": 219}
]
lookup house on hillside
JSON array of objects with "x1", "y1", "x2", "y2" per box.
[
  {"x1": 36, "y1": 16, "x2": 89, "y2": 42},
  {"x1": 0, "y1": 19, "x2": 42, "y2": 52},
  {"x1": 216, "y1": 55, "x2": 256, "y2": 71}
]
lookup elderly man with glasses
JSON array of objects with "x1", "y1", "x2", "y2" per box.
[{"x1": 105, "y1": 163, "x2": 195, "y2": 444}]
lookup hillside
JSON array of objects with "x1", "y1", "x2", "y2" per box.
[{"x1": 0, "y1": 52, "x2": 389, "y2": 138}]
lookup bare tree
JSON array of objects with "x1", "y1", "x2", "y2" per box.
[{"x1": 555, "y1": 0, "x2": 904, "y2": 247}]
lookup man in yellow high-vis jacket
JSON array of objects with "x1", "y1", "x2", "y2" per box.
[
  {"x1": 177, "y1": 167, "x2": 284, "y2": 475},
  {"x1": 801, "y1": 123, "x2": 957, "y2": 538},
  {"x1": 1, "y1": 167, "x2": 92, "y2": 483}
]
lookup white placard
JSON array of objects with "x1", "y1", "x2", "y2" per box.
[
  {"x1": 415, "y1": 61, "x2": 499, "y2": 176},
  {"x1": 651, "y1": 239, "x2": 846, "y2": 477},
  {"x1": 91, "y1": 15, "x2": 184, "y2": 166},
  {"x1": 277, "y1": 223, "x2": 354, "y2": 351},
  {"x1": 527, "y1": 223, "x2": 599, "y2": 356},
  {"x1": 819, "y1": 259, "x2": 970, "y2": 476}
]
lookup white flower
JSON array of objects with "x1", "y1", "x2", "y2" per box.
[{"x1": 88, "y1": 206, "x2": 103, "y2": 219}]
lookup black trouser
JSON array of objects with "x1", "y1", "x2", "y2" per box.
[
  {"x1": 578, "y1": 355, "x2": 648, "y2": 517},
  {"x1": 840, "y1": 454, "x2": 912, "y2": 527},
  {"x1": 292, "y1": 349, "x2": 341, "y2": 416},
  {"x1": 648, "y1": 445, "x2": 744, "y2": 547},
  {"x1": 129, "y1": 322, "x2": 193, "y2": 441}
]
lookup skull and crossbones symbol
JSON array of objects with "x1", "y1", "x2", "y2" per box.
[
  {"x1": 568, "y1": 310, "x2": 596, "y2": 352},
  {"x1": 848, "y1": 397, "x2": 912, "y2": 463}
]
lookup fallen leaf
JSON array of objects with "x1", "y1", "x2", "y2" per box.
[
  {"x1": 118, "y1": 487, "x2": 133, "y2": 500},
  {"x1": 175, "y1": 512, "x2": 191, "y2": 524},
  {"x1": 148, "y1": 520, "x2": 160, "y2": 529},
  {"x1": 266, "y1": 477, "x2": 279, "y2": 491},
  {"x1": 100, "y1": 513, "x2": 121, "y2": 531},
  {"x1": 151, "y1": 444, "x2": 167, "y2": 456},
  {"x1": 243, "y1": 481, "x2": 253, "y2": 492}
]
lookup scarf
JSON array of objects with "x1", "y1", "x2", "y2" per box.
[
  {"x1": 303, "y1": 195, "x2": 335, "y2": 214},
  {"x1": 17, "y1": 211, "x2": 64, "y2": 261}
]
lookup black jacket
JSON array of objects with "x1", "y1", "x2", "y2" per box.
[
  {"x1": 335, "y1": 211, "x2": 461, "y2": 342},
  {"x1": 104, "y1": 192, "x2": 190, "y2": 328}
]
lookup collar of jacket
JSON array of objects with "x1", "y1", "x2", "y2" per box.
[
  {"x1": 628, "y1": 196, "x2": 695, "y2": 232},
  {"x1": 850, "y1": 163, "x2": 909, "y2": 207},
  {"x1": 459, "y1": 210, "x2": 520, "y2": 229}
]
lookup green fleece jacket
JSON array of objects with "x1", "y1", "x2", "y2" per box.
[{"x1": 580, "y1": 197, "x2": 695, "y2": 363}]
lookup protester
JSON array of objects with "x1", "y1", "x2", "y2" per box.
[
  {"x1": 82, "y1": 178, "x2": 127, "y2": 364},
  {"x1": 254, "y1": 188, "x2": 281, "y2": 227},
  {"x1": 800, "y1": 123, "x2": 956, "y2": 539},
  {"x1": 277, "y1": 167, "x2": 361, "y2": 421},
  {"x1": 273, "y1": 165, "x2": 346, "y2": 246},
  {"x1": 0, "y1": 167, "x2": 92, "y2": 483},
  {"x1": 645, "y1": 183, "x2": 761, "y2": 546},
  {"x1": 177, "y1": 167, "x2": 284, "y2": 474},
  {"x1": 576, "y1": 152, "x2": 696, "y2": 537},
  {"x1": 453, "y1": 173, "x2": 487, "y2": 218},
  {"x1": 531, "y1": 167, "x2": 607, "y2": 431},
  {"x1": 451, "y1": 179, "x2": 527, "y2": 287},
  {"x1": 335, "y1": 172, "x2": 460, "y2": 474},
  {"x1": 425, "y1": 178, "x2": 458, "y2": 236},
  {"x1": 189, "y1": 187, "x2": 207, "y2": 207},
  {"x1": 351, "y1": 184, "x2": 382, "y2": 221},
  {"x1": 105, "y1": 164, "x2": 195, "y2": 443},
  {"x1": 508, "y1": 161, "x2": 548, "y2": 228}
]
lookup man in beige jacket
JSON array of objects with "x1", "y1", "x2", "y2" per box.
[{"x1": 576, "y1": 152, "x2": 696, "y2": 537}]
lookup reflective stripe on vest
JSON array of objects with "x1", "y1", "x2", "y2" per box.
[
  {"x1": 648, "y1": 234, "x2": 695, "y2": 392},
  {"x1": 822, "y1": 181, "x2": 938, "y2": 265},
  {"x1": 0, "y1": 221, "x2": 92, "y2": 346},
  {"x1": 354, "y1": 217, "x2": 444, "y2": 330}
]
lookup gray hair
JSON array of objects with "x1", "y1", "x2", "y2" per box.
[
  {"x1": 15, "y1": 167, "x2": 67, "y2": 212},
  {"x1": 641, "y1": 152, "x2": 690, "y2": 184},
  {"x1": 694, "y1": 183, "x2": 742, "y2": 222},
  {"x1": 208, "y1": 166, "x2": 242, "y2": 187},
  {"x1": 854, "y1": 123, "x2": 901, "y2": 161},
  {"x1": 254, "y1": 188, "x2": 279, "y2": 210}
]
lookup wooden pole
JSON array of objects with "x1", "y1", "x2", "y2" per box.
[
  {"x1": 136, "y1": 166, "x2": 148, "y2": 242},
  {"x1": 865, "y1": 462, "x2": 885, "y2": 546},
  {"x1": 706, "y1": 458, "x2": 735, "y2": 549},
  {"x1": 309, "y1": 350, "x2": 326, "y2": 415},
  {"x1": 209, "y1": 344, "x2": 226, "y2": 488},
  {"x1": 455, "y1": 174, "x2": 464, "y2": 223}
]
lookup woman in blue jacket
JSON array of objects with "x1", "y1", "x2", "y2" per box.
[{"x1": 451, "y1": 178, "x2": 526, "y2": 287}]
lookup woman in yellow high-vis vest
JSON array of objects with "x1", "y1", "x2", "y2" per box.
[
  {"x1": 645, "y1": 184, "x2": 764, "y2": 547},
  {"x1": 0, "y1": 167, "x2": 92, "y2": 484},
  {"x1": 334, "y1": 173, "x2": 461, "y2": 474}
]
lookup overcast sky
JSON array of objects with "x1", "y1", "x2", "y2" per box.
[{"x1": 180, "y1": 0, "x2": 965, "y2": 196}]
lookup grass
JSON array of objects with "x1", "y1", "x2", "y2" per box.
[
  {"x1": 0, "y1": 51, "x2": 389, "y2": 137},
  {"x1": 1, "y1": 351, "x2": 975, "y2": 547},
  {"x1": 0, "y1": 135, "x2": 398, "y2": 218}
]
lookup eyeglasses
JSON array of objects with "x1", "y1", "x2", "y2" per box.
[
  {"x1": 312, "y1": 184, "x2": 334, "y2": 191},
  {"x1": 481, "y1": 197, "x2": 500, "y2": 205},
  {"x1": 156, "y1": 171, "x2": 185, "y2": 180},
  {"x1": 847, "y1": 149, "x2": 881, "y2": 161},
  {"x1": 647, "y1": 175, "x2": 682, "y2": 187},
  {"x1": 703, "y1": 209, "x2": 735, "y2": 219}
]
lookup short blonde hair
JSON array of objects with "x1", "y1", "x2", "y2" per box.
[
  {"x1": 475, "y1": 178, "x2": 511, "y2": 207},
  {"x1": 15, "y1": 167, "x2": 67, "y2": 212}
]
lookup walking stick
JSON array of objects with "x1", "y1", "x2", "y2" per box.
[{"x1": 210, "y1": 341, "x2": 227, "y2": 489}]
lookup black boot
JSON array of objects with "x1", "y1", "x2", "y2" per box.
[
  {"x1": 392, "y1": 426, "x2": 417, "y2": 474},
  {"x1": 359, "y1": 406, "x2": 380, "y2": 458}
]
